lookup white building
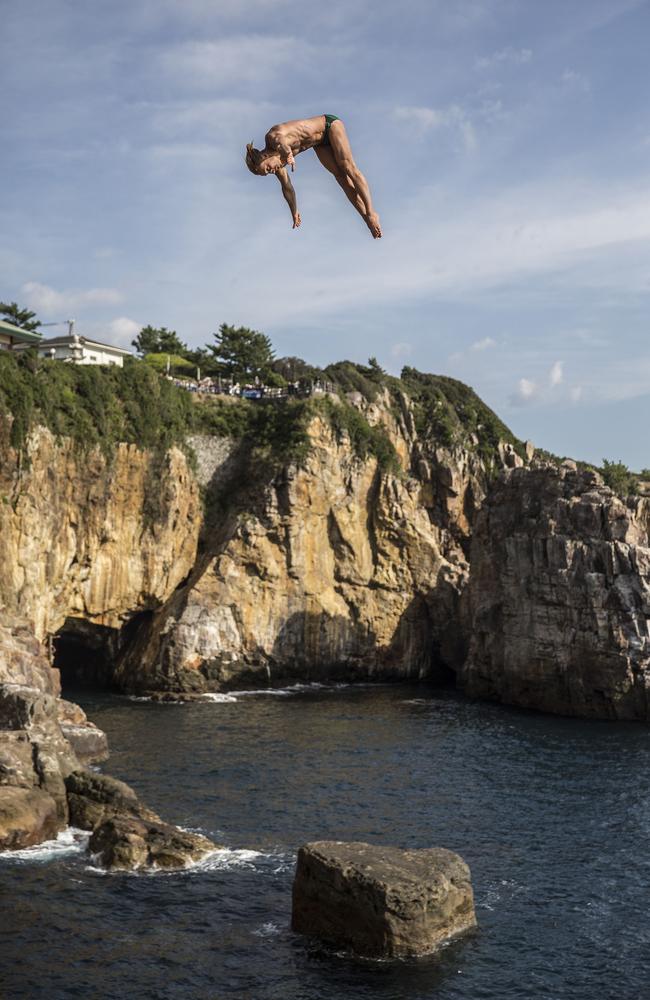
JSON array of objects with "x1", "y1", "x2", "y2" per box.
[{"x1": 14, "y1": 332, "x2": 132, "y2": 367}]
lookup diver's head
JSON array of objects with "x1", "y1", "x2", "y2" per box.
[{"x1": 245, "y1": 143, "x2": 282, "y2": 176}]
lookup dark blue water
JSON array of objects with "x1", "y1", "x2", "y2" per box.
[{"x1": 1, "y1": 684, "x2": 648, "y2": 999}]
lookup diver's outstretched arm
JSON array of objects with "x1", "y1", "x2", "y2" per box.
[{"x1": 277, "y1": 169, "x2": 301, "y2": 228}]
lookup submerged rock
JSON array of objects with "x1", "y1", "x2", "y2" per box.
[
  {"x1": 65, "y1": 769, "x2": 217, "y2": 870},
  {"x1": 291, "y1": 841, "x2": 477, "y2": 958}
]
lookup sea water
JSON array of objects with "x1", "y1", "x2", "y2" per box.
[{"x1": 1, "y1": 684, "x2": 648, "y2": 999}]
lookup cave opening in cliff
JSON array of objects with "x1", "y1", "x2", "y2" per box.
[{"x1": 52, "y1": 618, "x2": 121, "y2": 691}]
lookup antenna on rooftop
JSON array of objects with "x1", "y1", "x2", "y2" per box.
[{"x1": 41, "y1": 318, "x2": 76, "y2": 336}]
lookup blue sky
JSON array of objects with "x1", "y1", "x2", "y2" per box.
[{"x1": 3, "y1": 0, "x2": 650, "y2": 467}]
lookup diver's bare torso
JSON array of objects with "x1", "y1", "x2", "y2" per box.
[{"x1": 265, "y1": 115, "x2": 330, "y2": 159}]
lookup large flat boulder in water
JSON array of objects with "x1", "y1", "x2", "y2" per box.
[{"x1": 292, "y1": 841, "x2": 476, "y2": 958}]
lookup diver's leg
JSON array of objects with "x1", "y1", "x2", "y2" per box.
[
  {"x1": 315, "y1": 146, "x2": 367, "y2": 216},
  {"x1": 325, "y1": 121, "x2": 381, "y2": 238}
]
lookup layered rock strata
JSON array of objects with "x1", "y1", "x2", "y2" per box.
[
  {"x1": 291, "y1": 841, "x2": 477, "y2": 958},
  {"x1": 461, "y1": 464, "x2": 650, "y2": 719}
]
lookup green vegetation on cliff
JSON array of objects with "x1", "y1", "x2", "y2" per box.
[
  {"x1": 399, "y1": 367, "x2": 525, "y2": 464},
  {"x1": 0, "y1": 343, "x2": 522, "y2": 475},
  {"x1": 0, "y1": 351, "x2": 194, "y2": 455}
]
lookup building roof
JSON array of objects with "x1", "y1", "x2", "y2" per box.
[
  {"x1": 0, "y1": 319, "x2": 43, "y2": 344},
  {"x1": 38, "y1": 335, "x2": 132, "y2": 355}
]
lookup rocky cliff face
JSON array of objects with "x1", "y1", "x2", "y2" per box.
[
  {"x1": 3, "y1": 386, "x2": 649, "y2": 723},
  {"x1": 461, "y1": 463, "x2": 650, "y2": 719},
  {"x1": 0, "y1": 426, "x2": 201, "y2": 641},
  {"x1": 116, "y1": 395, "x2": 489, "y2": 693}
]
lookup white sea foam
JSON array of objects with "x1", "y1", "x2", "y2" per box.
[
  {"x1": 235, "y1": 682, "x2": 357, "y2": 698},
  {"x1": 201, "y1": 693, "x2": 238, "y2": 703},
  {"x1": 84, "y1": 846, "x2": 279, "y2": 878},
  {"x1": 192, "y1": 847, "x2": 266, "y2": 871},
  {"x1": 252, "y1": 921, "x2": 282, "y2": 938},
  {"x1": 0, "y1": 827, "x2": 90, "y2": 863}
]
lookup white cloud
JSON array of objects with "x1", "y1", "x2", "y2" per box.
[
  {"x1": 21, "y1": 282, "x2": 123, "y2": 316},
  {"x1": 475, "y1": 47, "x2": 532, "y2": 70},
  {"x1": 149, "y1": 98, "x2": 275, "y2": 137},
  {"x1": 392, "y1": 104, "x2": 477, "y2": 151},
  {"x1": 549, "y1": 360, "x2": 563, "y2": 386},
  {"x1": 106, "y1": 317, "x2": 141, "y2": 347},
  {"x1": 510, "y1": 377, "x2": 538, "y2": 406},
  {"x1": 570, "y1": 386, "x2": 583, "y2": 403},
  {"x1": 158, "y1": 36, "x2": 314, "y2": 89},
  {"x1": 471, "y1": 336, "x2": 496, "y2": 352},
  {"x1": 390, "y1": 341, "x2": 412, "y2": 359}
]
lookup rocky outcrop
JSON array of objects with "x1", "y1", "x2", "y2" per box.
[
  {"x1": 291, "y1": 841, "x2": 477, "y2": 957},
  {"x1": 117, "y1": 403, "x2": 488, "y2": 693},
  {"x1": 57, "y1": 699, "x2": 109, "y2": 764},
  {"x1": 0, "y1": 427, "x2": 201, "y2": 642},
  {"x1": 66, "y1": 770, "x2": 216, "y2": 870},
  {"x1": 0, "y1": 680, "x2": 78, "y2": 848},
  {"x1": 461, "y1": 464, "x2": 650, "y2": 719},
  {"x1": 0, "y1": 620, "x2": 206, "y2": 860}
]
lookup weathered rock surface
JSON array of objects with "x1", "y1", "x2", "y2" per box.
[
  {"x1": 461, "y1": 465, "x2": 650, "y2": 719},
  {"x1": 0, "y1": 786, "x2": 59, "y2": 850},
  {"x1": 118, "y1": 402, "x2": 488, "y2": 693},
  {"x1": 0, "y1": 674, "x2": 80, "y2": 848},
  {"x1": 65, "y1": 769, "x2": 217, "y2": 870},
  {"x1": 89, "y1": 815, "x2": 216, "y2": 871},
  {"x1": 291, "y1": 841, "x2": 477, "y2": 958},
  {"x1": 57, "y1": 699, "x2": 109, "y2": 763},
  {"x1": 0, "y1": 427, "x2": 201, "y2": 642},
  {"x1": 0, "y1": 617, "x2": 61, "y2": 694}
]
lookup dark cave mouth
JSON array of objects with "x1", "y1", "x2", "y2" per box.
[{"x1": 52, "y1": 618, "x2": 122, "y2": 692}]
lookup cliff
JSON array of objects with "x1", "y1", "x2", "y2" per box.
[
  {"x1": 114, "y1": 397, "x2": 489, "y2": 692},
  {"x1": 461, "y1": 463, "x2": 650, "y2": 720},
  {"x1": 2, "y1": 353, "x2": 649, "y2": 729},
  {"x1": 0, "y1": 427, "x2": 201, "y2": 642}
]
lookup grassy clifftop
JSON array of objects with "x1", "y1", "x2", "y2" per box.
[
  {"x1": 0, "y1": 352, "x2": 194, "y2": 455},
  {"x1": 0, "y1": 351, "x2": 522, "y2": 471}
]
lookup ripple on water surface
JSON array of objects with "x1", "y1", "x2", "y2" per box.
[{"x1": 0, "y1": 684, "x2": 648, "y2": 999}]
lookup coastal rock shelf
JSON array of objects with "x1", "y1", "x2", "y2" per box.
[{"x1": 291, "y1": 841, "x2": 477, "y2": 958}]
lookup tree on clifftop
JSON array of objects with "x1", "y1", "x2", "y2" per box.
[
  {"x1": 132, "y1": 325, "x2": 188, "y2": 357},
  {"x1": 0, "y1": 302, "x2": 41, "y2": 332},
  {"x1": 206, "y1": 324, "x2": 275, "y2": 381}
]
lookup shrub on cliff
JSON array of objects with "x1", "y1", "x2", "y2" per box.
[
  {"x1": 400, "y1": 367, "x2": 524, "y2": 464},
  {"x1": 194, "y1": 396, "x2": 312, "y2": 465},
  {"x1": 314, "y1": 397, "x2": 400, "y2": 473},
  {"x1": 0, "y1": 352, "x2": 194, "y2": 455},
  {"x1": 601, "y1": 459, "x2": 638, "y2": 497}
]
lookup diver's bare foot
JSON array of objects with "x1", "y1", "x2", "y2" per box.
[{"x1": 367, "y1": 213, "x2": 382, "y2": 238}]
